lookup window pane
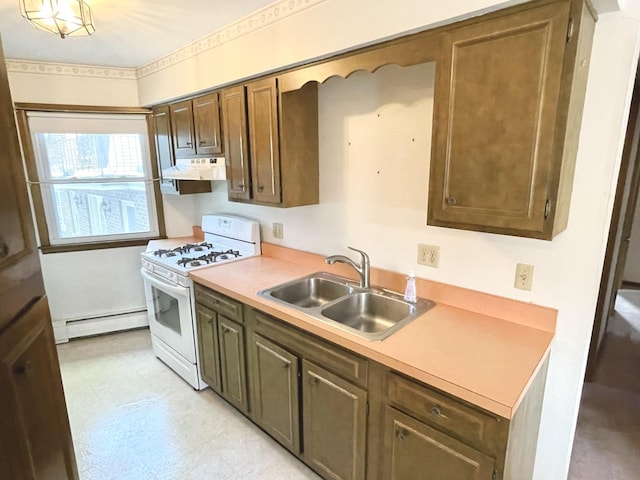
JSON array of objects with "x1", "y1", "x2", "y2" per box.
[
  {"x1": 39, "y1": 133, "x2": 145, "y2": 179},
  {"x1": 51, "y1": 182, "x2": 152, "y2": 239}
]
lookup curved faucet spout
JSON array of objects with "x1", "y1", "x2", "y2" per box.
[{"x1": 325, "y1": 247, "x2": 370, "y2": 289}]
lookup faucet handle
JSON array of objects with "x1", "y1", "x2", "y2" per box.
[{"x1": 347, "y1": 246, "x2": 369, "y2": 265}]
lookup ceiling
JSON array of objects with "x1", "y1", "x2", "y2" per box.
[{"x1": 0, "y1": 0, "x2": 275, "y2": 68}]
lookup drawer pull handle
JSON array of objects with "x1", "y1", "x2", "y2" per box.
[
  {"x1": 13, "y1": 361, "x2": 33, "y2": 376},
  {"x1": 396, "y1": 428, "x2": 409, "y2": 441},
  {"x1": 199, "y1": 141, "x2": 206, "y2": 145},
  {"x1": 186, "y1": 142, "x2": 192, "y2": 146},
  {"x1": 431, "y1": 406, "x2": 442, "y2": 417}
]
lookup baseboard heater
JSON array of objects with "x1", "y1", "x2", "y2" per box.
[{"x1": 53, "y1": 309, "x2": 149, "y2": 344}]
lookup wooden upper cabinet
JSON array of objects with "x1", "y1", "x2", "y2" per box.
[
  {"x1": 169, "y1": 100, "x2": 196, "y2": 157},
  {"x1": 168, "y1": 93, "x2": 223, "y2": 159},
  {"x1": 222, "y1": 85, "x2": 252, "y2": 201},
  {"x1": 247, "y1": 78, "x2": 282, "y2": 204},
  {"x1": 222, "y1": 77, "x2": 319, "y2": 207},
  {"x1": 428, "y1": 0, "x2": 595, "y2": 239},
  {"x1": 193, "y1": 92, "x2": 223, "y2": 155},
  {"x1": 150, "y1": 106, "x2": 211, "y2": 196}
]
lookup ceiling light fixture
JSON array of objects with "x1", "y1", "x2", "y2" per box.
[{"x1": 20, "y1": 0, "x2": 95, "y2": 39}]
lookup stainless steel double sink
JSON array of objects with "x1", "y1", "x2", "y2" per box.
[{"x1": 258, "y1": 272, "x2": 435, "y2": 341}]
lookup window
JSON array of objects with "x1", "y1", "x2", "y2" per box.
[{"x1": 20, "y1": 109, "x2": 164, "y2": 251}]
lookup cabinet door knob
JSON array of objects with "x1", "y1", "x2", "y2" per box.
[
  {"x1": 0, "y1": 242, "x2": 9, "y2": 259},
  {"x1": 431, "y1": 405, "x2": 442, "y2": 417},
  {"x1": 13, "y1": 360, "x2": 33, "y2": 376},
  {"x1": 446, "y1": 197, "x2": 457, "y2": 205},
  {"x1": 310, "y1": 376, "x2": 319, "y2": 385},
  {"x1": 257, "y1": 185, "x2": 264, "y2": 193},
  {"x1": 396, "y1": 428, "x2": 409, "y2": 441},
  {"x1": 238, "y1": 183, "x2": 245, "y2": 190},
  {"x1": 199, "y1": 141, "x2": 206, "y2": 146},
  {"x1": 282, "y1": 362, "x2": 290, "y2": 369},
  {"x1": 186, "y1": 142, "x2": 192, "y2": 147}
]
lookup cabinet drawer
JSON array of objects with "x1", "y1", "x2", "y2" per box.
[
  {"x1": 252, "y1": 310, "x2": 368, "y2": 387},
  {"x1": 387, "y1": 372, "x2": 504, "y2": 455},
  {"x1": 195, "y1": 284, "x2": 243, "y2": 323}
]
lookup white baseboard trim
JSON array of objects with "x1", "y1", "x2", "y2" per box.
[{"x1": 53, "y1": 310, "x2": 149, "y2": 344}]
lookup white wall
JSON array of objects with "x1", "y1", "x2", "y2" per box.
[
  {"x1": 143, "y1": 3, "x2": 640, "y2": 479},
  {"x1": 7, "y1": 61, "x2": 139, "y2": 106},
  {"x1": 137, "y1": 0, "x2": 524, "y2": 105},
  {"x1": 6, "y1": 65, "x2": 148, "y2": 325}
]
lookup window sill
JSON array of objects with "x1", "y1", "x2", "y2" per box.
[{"x1": 40, "y1": 237, "x2": 167, "y2": 254}]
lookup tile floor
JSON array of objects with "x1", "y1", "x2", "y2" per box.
[{"x1": 57, "y1": 328, "x2": 321, "y2": 480}]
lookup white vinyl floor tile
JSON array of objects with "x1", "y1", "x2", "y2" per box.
[{"x1": 57, "y1": 328, "x2": 321, "y2": 480}]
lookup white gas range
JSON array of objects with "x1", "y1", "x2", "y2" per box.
[{"x1": 140, "y1": 214, "x2": 260, "y2": 389}]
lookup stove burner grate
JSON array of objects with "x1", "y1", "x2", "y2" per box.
[{"x1": 176, "y1": 249, "x2": 242, "y2": 268}]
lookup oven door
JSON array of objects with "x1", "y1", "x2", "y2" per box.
[{"x1": 140, "y1": 268, "x2": 196, "y2": 363}]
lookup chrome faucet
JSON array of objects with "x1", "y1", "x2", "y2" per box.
[{"x1": 325, "y1": 247, "x2": 370, "y2": 289}]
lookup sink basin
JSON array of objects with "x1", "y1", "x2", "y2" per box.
[
  {"x1": 268, "y1": 275, "x2": 354, "y2": 308},
  {"x1": 320, "y1": 292, "x2": 416, "y2": 335},
  {"x1": 258, "y1": 272, "x2": 435, "y2": 341}
]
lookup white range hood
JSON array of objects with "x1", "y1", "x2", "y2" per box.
[{"x1": 162, "y1": 157, "x2": 226, "y2": 181}]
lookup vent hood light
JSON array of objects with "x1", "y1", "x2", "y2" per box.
[{"x1": 162, "y1": 157, "x2": 227, "y2": 181}]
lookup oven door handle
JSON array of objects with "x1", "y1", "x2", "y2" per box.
[{"x1": 140, "y1": 268, "x2": 189, "y2": 297}]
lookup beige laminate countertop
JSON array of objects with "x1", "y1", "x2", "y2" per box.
[{"x1": 179, "y1": 243, "x2": 556, "y2": 420}]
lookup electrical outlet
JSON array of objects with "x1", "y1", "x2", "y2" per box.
[
  {"x1": 417, "y1": 244, "x2": 439, "y2": 268},
  {"x1": 515, "y1": 263, "x2": 534, "y2": 290},
  {"x1": 272, "y1": 222, "x2": 284, "y2": 239}
]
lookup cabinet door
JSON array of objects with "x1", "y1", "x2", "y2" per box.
[
  {"x1": 0, "y1": 38, "x2": 44, "y2": 330},
  {"x1": 249, "y1": 333, "x2": 300, "y2": 453},
  {"x1": 195, "y1": 304, "x2": 221, "y2": 394},
  {"x1": 170, "y1": 100, "x2": 196, "y2": 157},
  {"x1": 151, "y1": 105, "x2": 179, "y2": 195},
  {"x1": 247, "y1": 77, "x2": 281, "y2": 204},
  {"x1": 218, "y1": 316, "x2": 248, "y2": 412},
  {"x1": 222, "y1": 85, "x2": 251, "y2": 200},
  {"x1": 428, "y1": 2, "x2": 570, "y2": 237},
  {"x1": 0, "y1": 297, "x2": 78, "y2": 480},
  {"x1": 302, "y1": 360, "x2": 367, "y2": 480},
  {"x1": 383, "y1": 406, "x2": 495, "y2": 480},
  {"x1": 193, "y1": 92, "x2": 223, "y2": 155}
]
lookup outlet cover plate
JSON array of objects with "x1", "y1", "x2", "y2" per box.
[
  {"x1": 418, "y1": 244, "x2": 439, "y2": 268},
  {"x1": 515, "y1": 263, "x2": 534, "y2": 290},
  {"x1": 273, "y1": 223, "x2": 284, "y2": 239}
]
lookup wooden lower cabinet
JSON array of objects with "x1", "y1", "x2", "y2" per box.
[
  {"x1": 195, "y1": 303, "x2": 222, "y2": 393},
  {"x1": 194, "y1": 288, "x2": 547, "y2": 480},
  {"x1": 218, "y1": 316, "x2": 248, "y2": 413},
  {"x1": 302, "y1": 360, "x2": 367, "y2": 480},
  {"x1": 383, "y1": 406, "x2": 495, "y2": 480},
  {"x1": 0, "y1": 297, "x2": 78, "y2": 480},
  {"x1": 248, "y1": 333, "x2": 300, "y2": 453}
]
